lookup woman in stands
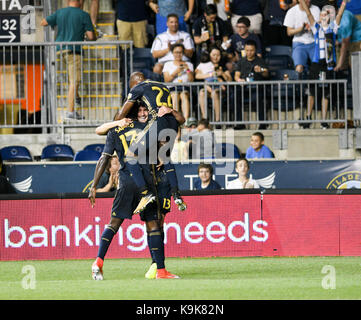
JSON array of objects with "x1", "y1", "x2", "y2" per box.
[
  {"x1": 163, "y1": 43, "x2": 194, "y2": 121},
  {"x1": 195, "y1": 46, "x2": 232, "y2": 129}
]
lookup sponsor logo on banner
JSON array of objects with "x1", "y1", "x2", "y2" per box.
[{"x1": 326, "y1": 171, "x2": 361, "y2": 189}]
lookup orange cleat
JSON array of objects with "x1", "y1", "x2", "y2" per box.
[
  {"x1": 92, "y1": 257, "x2": 104, "y2": 280},
  {"x1": 156, "y1": 268, "x2": 180, "y2": 279}
]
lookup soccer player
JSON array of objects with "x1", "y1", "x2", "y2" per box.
[
  {"x1": 116, "y1": 72, "x2": 187, "y2": 215},
  {"x1": 90, "y1": 104, "x2": 184, "y2": 280}
]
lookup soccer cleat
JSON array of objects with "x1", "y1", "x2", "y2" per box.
[
  {"x1": 173, "y1": 191, "x2": 187, "y2": 211},
  {"x1": 133, "y1": 191, "x2": 156, "y2": 214},
  {"x1": 91, "y1": 257, "x2": 104, "y2": 281},
  {"x1": 145, "y1": 262, "x2": 157, "y2": 279},
  {"x1": 156, "y1": 268, "x2": 180, "y2": 279}
]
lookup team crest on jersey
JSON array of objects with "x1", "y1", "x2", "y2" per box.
[{"x1": 326, "y1": 171, "x2": 361, "y2": 189}]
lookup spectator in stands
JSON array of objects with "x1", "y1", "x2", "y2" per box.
[
  {"x1": 226, "y1": 158, "x2": 260, "y2": 189},
  {"x1": 195, "y1": 47, "x2": 232, "y2": 128},
  {"x1": 151, "y1": 13, "x2": 195, "y2": 75},
  {"x1": 227, "y1": 16, "x2": 263, "y2": 63},
  {"x1": 171, "y1": 127, "x2": 189, "y2": 162},
  {"x1": 260, "y1": 0, "x2": 297, "y2": 47},
  {"x1": 194, "y1": 163, "x2": 221, "y2": 190},
  {"x1": 189, "y1": 118, "x2": 216, "y2": 159},
  {"x1": 41, "y1": 0, "x2": 96, "y2": 120},
  {"x1": 283, "y1": 0, "x2": 320, "y2": 78},
  {"x1": 337, "y1": 0, "x2": 361, "y2": 19},
  {"x1": 0, "y1": 153, "x2": 16, "y2": 194},
  {"x1": 234, "y1": 40, "x2": 269, "y2": 130},
  {"x1": 68, "y1": 0, "x2": 103, "y2": 37},
  {"x1": 334, "y1": 2, "x2": 361, "y2": 71},
  {"x1": 229, "y1": 0, "x2": 263, "y2": 35},
  {"x1": 163, "y1": 43, "x2": 194, "y2": 120},
  {"x1": 181, "y1": 116, "x2": 198, "y2": 159},
  {"x1": 245, "y1": 132, "x2": 274, "y2": 159},
  {"x1": 192, "y1": 4, "x2": 230, "y2": 64},
  {"x1": 149, "y1": 0, "x2": 195, "y2": 34},
  {"x1": 299, "y1": 0, "x2": 347, "y2": 129},
  {"x1": 96, "y1": 155, "x2": 120, "y2": 193},
  {"x1": 115, "y1": 0, "x2": 155, "y2": 48}
]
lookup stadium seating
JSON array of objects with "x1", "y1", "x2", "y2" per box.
[
  {"x1": 74, "y1": 149, "x2": 101, "y2": 161},
  {"x1": 41, "y1": 144, "x2": 74, "y2": 161},
  {"x1": 264, "y1": 45, "x2": 292, "y2": 58},
  {"x1": 0, "y1": 146, "x2": 32, "y2": 162},
  {"x1": 270, "y1": 68, "x2": 299, "y2": 81},
  {"x1": 265, "y1": 55, "x2": 294, "y2": 72},
  {"x1": 83, "y1": 143, "x2": 105, "y2": 154},
  {"x1": 215, "y1": 143, "x2": 241, "y2": 159},
  {"x1": 133, "y1": 48, "x2": 155, "y2": 71}
]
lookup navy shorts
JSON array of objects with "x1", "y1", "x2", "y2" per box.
[{"x1": 110, "y1": 169, "x2": 139, "y2": 220}]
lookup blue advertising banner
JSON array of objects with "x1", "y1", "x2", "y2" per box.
[{"x1": 4, "y1": 159, "x2": 361, "y2": 194}]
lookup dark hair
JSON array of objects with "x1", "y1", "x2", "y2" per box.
[
  {"x1": 235, "y1": 158, "x2": 249, "y2": 169},
  {"x1": 199, "y1": 50, "x2": 210, "y2": 63},
  {"x1": 237, "y1": 16, "x2": 250, "y2": 27},
  {"x1": 198, "y1": 118, "x2": 210, "y2": 128},
  {"x1": 198, "y1": 163, "x2": 214, "y2": 175},
  {"x1": 252, "y1": 131, "x2": 265, "y2": 141},
  {"x1": 170, "y1": 43, "x2": 184, "y2": 52},
  {"x1": 245, "y1": 39, "x2": 257, "y2": 48},
  {"x1": 167, "y1": 13, "x2": 179, "y2": 21},
  {"x1": 205, "y1": 3, "x2": 217, "y2": 15}
]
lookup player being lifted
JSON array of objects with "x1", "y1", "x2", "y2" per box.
[
  {"x1": 89, "y1": 103, "x2": 183, "y2": 280},
  {"x1": 117, "y1": 72, "x2": 187, "y2": 214}
]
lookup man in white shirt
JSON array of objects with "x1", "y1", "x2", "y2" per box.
[
  {"x1": 283, "y1": 0, "x2": 320, "y2": 77},
  {"x1": 227, "y1": 158, "x2": 260, "y2": 189},
  {"x1": 151, "y1": 13, "x2": 195, "y2": 74}
]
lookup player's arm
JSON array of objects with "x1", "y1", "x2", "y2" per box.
[
  {"x1": 88, "y1": 153, "x2": 111, "y2": 207},
  {"x1": 157, "y1": 106, "x2": 185, "y2": 125},
  {"x1": 117, "y1": 100, "x2": 136, "y2": 120},
  {"x1": 95, "y1": 118, "x2": 132, "y2": 135}
]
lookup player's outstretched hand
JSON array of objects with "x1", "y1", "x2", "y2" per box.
[
  {"x1": 89, "y1": 187, "x2": 97, "y2": 208},
  {"x1": 158, "y1": 106, "x2": 172, "y2": 117}
]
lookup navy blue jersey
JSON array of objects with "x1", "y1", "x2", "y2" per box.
[
  {"x1": 126, "y1": 80, "x2": 173, "y2": 120},
  {"x1": 103, "y1": 121, "x2": 146, "y2": 168}
]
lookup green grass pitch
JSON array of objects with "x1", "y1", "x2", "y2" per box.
[{"x1": 1, "y1": 257, "x2": 361, "y2": 300}]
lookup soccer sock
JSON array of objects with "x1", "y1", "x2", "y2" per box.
[
  {"x1": 147, "y1": 229, "x2": 165, "y2": 270},
  {"x1": 147, "y1": 233, "x2": 156, "y2": 264},
  {"x1": 97, "y1": 225, "x2": 117, "y2": 260},
  {"x1": 163, "y1": 163, "x2": 179, "y2": 194},
  {"x1": 160, "y1": 227, "x2": 165, "y2": 262}
]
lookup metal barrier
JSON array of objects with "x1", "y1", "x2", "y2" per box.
[
  {"x1": 0, "y1": 41, "x2": 133, "y2": 131},
  {"x1": 0, "y1": 43, "x2": 350, "y2": 131},
  {"x1": 164, "y1": 79, "x2": 349, "y2": 130}
]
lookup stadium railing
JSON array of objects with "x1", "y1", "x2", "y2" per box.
[
  {"x1": 163, "y1": 80, "x2": 349, "y2": 130},
  {"x1": 0, "y1": 40, "x2": 133, "y2": 132},
  {"x1": 0, "y1": 40, "x2": 351, "y2": 133}
]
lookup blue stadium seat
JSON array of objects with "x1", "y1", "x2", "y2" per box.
[
  {"x1": 0, "y1": 146, "x2": 32, "y2": 162},
  {"x1": 215, "y1": 143, "x2": 241, "y2": 159},
  {"x1": 265, "y1": 55, "x2": 294, "y2": 72},
  {"x1": 41, "y1": 144, "x2": 74, "y2": 161},
  {"x1": 74, "y1": 149, "x2": 101, "y2": 161},
  {"x1": 133, "y1": 48, "x2": 155, "y2": 71},
  {"x1": 265, "y1": 45, "x2": 292, "y2": 57},
  {"x1": 83, "y1": 143, "x2": 105, "y2": 154}
]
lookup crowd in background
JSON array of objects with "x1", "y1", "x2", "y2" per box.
[{"x1": 112, "y1": 0, "x2": 361, "y2": 128}]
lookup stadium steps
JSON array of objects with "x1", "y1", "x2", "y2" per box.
[{"x1": 55, "y1": 0, "x2": 122, "y2": 123}]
